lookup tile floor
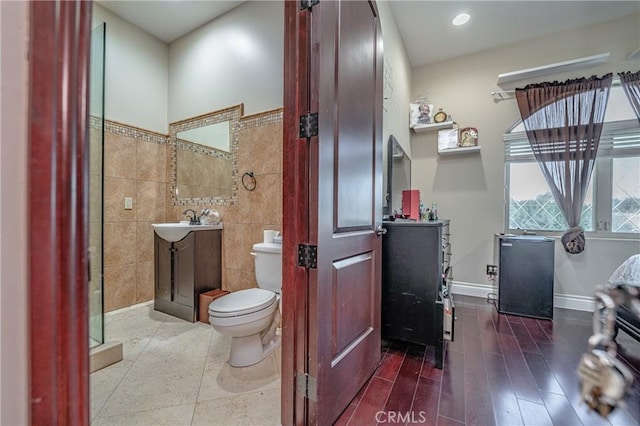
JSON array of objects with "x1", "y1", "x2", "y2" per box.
[
  {"x1": 93, "y1": 297, "x2": 640, "y2": 426},
  {"x1": 90, "y1": 302, "x2": 281, "y2": 425}
]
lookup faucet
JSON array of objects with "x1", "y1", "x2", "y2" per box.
[{"x1": 183, "y1": 209, "x2": 200, "y2": 225}]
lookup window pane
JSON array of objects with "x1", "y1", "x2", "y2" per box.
[
  {"x1": 509, "y1": 163, "x2": 593, "y2": 231},
  {"x1": 612, "y1": 157, "x2": 640, "y2": 233}
]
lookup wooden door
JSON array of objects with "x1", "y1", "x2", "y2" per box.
[
  {"x1": 282, "y1": 1, "x2": 383, "y2": 424},
  {"x1": 28, "y1": 1, "x2": 92, "y2": 423}
]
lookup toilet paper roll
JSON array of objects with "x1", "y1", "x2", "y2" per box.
[{"x1": 263, "y1": 230, "x2": 278, "y2": 243}]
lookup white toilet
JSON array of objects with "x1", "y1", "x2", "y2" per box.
[{"x1": 208, "y1": 242, "x2": 282, "y2": 367}]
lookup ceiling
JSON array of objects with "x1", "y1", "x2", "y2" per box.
[
  {"x1": 97, "y1": 0, "x2": 247, "y2": 43},
  {"x1": 389, "y1": 1, "x2": 640, "y2": 67},
  {"x1": 97, "y1": 1, "x2": 639, "y2": 67}
]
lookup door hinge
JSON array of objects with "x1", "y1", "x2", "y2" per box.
[
  {"x1": 296, "y1": 373, "x2": 317, "y2": 401},
  {"x1": 300, "y1": 0, "x2": 319, "y2": 11},
  {"x1": 297, "y1": 244, "x2": 317, "y2": 269},
  {"x1": 299, "y1": 113, "x2": 318, "y2": 138}
]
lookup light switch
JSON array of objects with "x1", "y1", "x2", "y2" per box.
[{"x1": 124, "y1": 197, "x2": 133, "y2": 210}]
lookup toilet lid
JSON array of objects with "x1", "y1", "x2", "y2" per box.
[{"x1": 209, "y1": 288, "x2": 276, "y2": 317}]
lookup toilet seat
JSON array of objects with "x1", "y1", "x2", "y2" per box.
[{"x1": 209, "y1": 288, "x2": 276, "y2": 318}]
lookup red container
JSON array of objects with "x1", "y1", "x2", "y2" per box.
[{"x1": 402, "y1": 189, "x2": 420, "y2": 220}]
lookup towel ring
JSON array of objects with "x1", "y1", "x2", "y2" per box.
[{"x1": 242, "y1": 171, "x2": 257, "y2": 191}]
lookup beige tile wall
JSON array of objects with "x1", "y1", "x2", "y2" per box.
[
  {"x1": 168, "y1": 110, "x2": 283, "y2": 293},
  {"x1": 102, "y1": 109, "x2": 282, "y2": 312},
  {"x1": 89, "y1": 125, "x2": 104, "y2": 335},
  {"x1": 102, "y1": 122, "x2": 167, "y2": 312}
]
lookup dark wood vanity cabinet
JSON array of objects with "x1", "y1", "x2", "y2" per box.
[
  {"x1": 154, "y1": 230, "x2": 222, "y2": 322},
  {"x1": 382, "y1": 220, "x2": 451, "y2": 367}
]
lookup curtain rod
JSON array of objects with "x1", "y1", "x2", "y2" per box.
[{"x1": 491, "y1": 78, "x2": 622, "y2": 100}]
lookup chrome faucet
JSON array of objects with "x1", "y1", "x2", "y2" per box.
[{"x1": 183, "y1": 209, "x2": 200, "y2": 225}]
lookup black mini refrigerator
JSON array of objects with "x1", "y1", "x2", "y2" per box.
[{"x1": 497, "y1": 235, "x2": 555, "y2": 320}]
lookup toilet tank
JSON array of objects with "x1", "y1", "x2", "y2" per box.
[{"x1": 252, "y1": 242, "x2": 282, "y2": 293}]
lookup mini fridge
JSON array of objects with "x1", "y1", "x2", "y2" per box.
[{"x1": 496, "y1": 235, "x2": 555, "y2": 320}]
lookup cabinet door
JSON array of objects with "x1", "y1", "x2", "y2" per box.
[
  {"x1": 382, "y1": 292, "x2": 430, "y2": 344},
  {"x1": 155, "y1": 235, "x2": 172, "y2": 301},
  {"x1": 174, "y1": 233, "x2": 195, "y2": 308},
  {"x1": 382, "y1": 224, "x2": 442, "y2": 345}
]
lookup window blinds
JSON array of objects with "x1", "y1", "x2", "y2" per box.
[{"x1": 504, "y1": 119, "x2": 640, "y2": 162}]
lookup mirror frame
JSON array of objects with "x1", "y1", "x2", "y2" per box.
[{"x1": 169, "y1": 105, "x2": 242, "y2": 206}]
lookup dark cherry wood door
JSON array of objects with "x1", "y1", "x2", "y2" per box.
[
  {"x1": 306, "y1": 1, "x2": 383, "y2": 424},
  {"x1": 28, "y1": 1, "x2": 92, "y2": 424}
]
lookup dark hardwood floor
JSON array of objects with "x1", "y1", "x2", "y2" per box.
[{"x1": 335, "y1": 295, "x2": 640, "y2": 426}]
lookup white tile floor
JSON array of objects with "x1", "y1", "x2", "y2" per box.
[{"x1": 91, "y1": 302, "x2": 281, "y2": 425}]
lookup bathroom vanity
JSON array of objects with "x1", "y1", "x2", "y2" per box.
[
  {"x1": 381, "y1": 219, "x2": 452, "y2": 368},
  {"x1": 154, "y1": 226, "x2": 222, "y2": 322}
]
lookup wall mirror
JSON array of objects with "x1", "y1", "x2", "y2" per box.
[
  {"x1": 169, "y1": 105, "x2": 241, "y2": 205},
  {"x1": 386, "y1": 135, "x2": 411, "y2": 217}
]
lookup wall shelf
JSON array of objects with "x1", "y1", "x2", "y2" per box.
[
  {"x1": 411, "y1": 121, "x2": 455, "y2": 132},
  {"x1": 438, "y1": 146, "x2": 481, "y2": 155}
]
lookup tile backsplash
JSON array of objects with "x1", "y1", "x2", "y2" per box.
[{"x1": 97, "y1": 108, "x2": 283, "y2": 312}]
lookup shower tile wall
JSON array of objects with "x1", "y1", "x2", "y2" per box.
[
  {"x1": 103, "y1": 109, "x2": 282, "y2": 312},
  {"x1": 89, "y1": 123, "x2": 104, "y2": 336},
  {"x1": 103, "y1": 122, "x2": 167, "y2": 312}
]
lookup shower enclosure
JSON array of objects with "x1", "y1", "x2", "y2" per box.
[{"x1": 89, "y1": 20, "x2": 105, "y2": 349}]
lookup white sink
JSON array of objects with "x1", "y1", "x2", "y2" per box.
[{"x1": 152, "y1": 222, "x2": 223, "y2": 242}]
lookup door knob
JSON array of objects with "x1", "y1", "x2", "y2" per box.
[{"x1": 376, "y1": 226, "x2": 387, "y2": 236}]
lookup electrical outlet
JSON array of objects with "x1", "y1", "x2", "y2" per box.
[{"x1": 486, "y1": 264, "x2": 497, "y2": 276}]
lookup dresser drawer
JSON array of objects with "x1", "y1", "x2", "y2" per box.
[{"x1": 382, "y1": 291, "x2": 433, "y2": 345}]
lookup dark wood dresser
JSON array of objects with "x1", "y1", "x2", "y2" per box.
[{"x1": 382, "y1": 219, "x2": 453, "y2": 368}]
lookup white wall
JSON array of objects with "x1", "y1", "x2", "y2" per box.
[
  {"x1": 378, "y1": 0, "x2": 413, "y2": 212},
  {"x1": 0, "y1": 1, "x2": 29, "y2": 423},
  {"x1": 168, "y1": 1, "x2": 284, "y2": 122},
  {"x1": 410, "y1": 14, "x2": 640, "y2": 302},
  {"x1": 93, "y1": 3, "x2": 169, "y2": 133}
]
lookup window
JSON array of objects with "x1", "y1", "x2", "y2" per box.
[
  {"x1": 508, "y1": 162, "x2": 593, "y2": 232},
  {"x1": 504, "y1": 85, "x2": 640, "y2": 236},
  {"x1": 612, "y1": 156, "x2": 640, "y2": 233}
]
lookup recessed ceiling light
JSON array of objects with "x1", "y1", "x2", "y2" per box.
[{"x1": 452, "y1": 13, "x2": 470, "y2": 26}]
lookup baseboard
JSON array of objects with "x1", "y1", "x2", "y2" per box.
[
  {"x1": 553, "y1": 294, "x2": 595, "y2": 312},
  {"x1": 451, "y1": 281, "x2": 595, "y2": 312},
  {"x1": 450, "y1": 281, "x2": 495, "y2": 299},
  {"x1": 105, "y1": 300, "x2": 154, "y2": 317}
]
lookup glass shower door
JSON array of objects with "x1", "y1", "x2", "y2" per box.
[{"x1": 89, "y1": 21, "x2": 105, "y2": 349}]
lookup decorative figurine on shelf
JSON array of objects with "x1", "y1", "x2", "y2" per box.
[
  {"x1": 417, "y1": 103, "x2": 432, "y2": 124},
  {"x1": 459, "y1": 127, "x2": 478, "y2": 147},
  {"x1": 410, "y1": 101, "x2": 433, "y2": 127},
  {"x1": 433, "y1": 108, "x2": 449, "y2": 123}
]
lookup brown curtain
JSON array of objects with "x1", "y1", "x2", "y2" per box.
[
  {"x1": 618, "y1": 71, "x2": 640, "y2": 121},
  {"x1": 516, "y1": 74, "x2": 613, "y2": 254}
]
